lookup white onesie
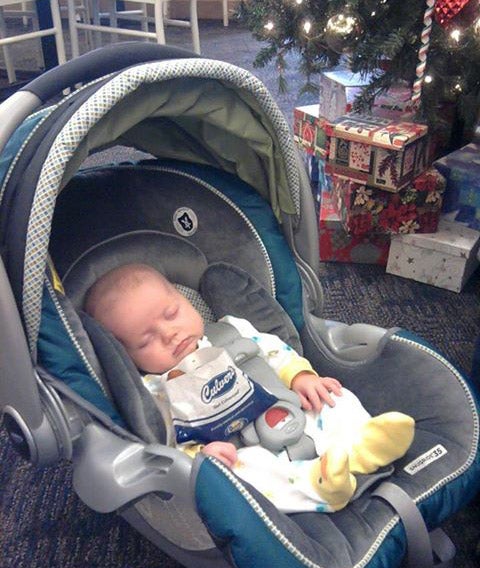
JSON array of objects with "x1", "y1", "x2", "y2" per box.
[{"x1": 143, "y1": 315, "x2": 372, "y2": 513}]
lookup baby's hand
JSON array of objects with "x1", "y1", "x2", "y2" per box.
[
  {"x1": 202, "y1": 441, "x2": 238, "y2": 468},
  {"x1": 291, "y1": 372, "x2": 343, "y2": 412}
]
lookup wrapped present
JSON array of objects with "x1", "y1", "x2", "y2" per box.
[
  {"x1": 318, "y1": 157, "x2": 333, "y2": 194},
  {"x1": 293, "y1": 105, "x2": 318, "y2": 155},
  {"x1": 304, "y1": 156, "x2": 334, "y2": 218},
  {"x1": 319, "y1": 69, "x2": 371, "y2": 122},
  {"x1": 452, "y1": 205, "x2": 480, "y2": 231},
  {"x1": 326, "y1": 114, "x2": 430, "y2": 192},
  {"x1": 372, "y1": 84, "x2": 416, "y2": 121},
  {"x1": 299, "y1": 153, "x2": 321, "y2": 216},
  {"x1": 319, "y1": 191, "x2": 390, "y2": 265},
  {"x1": 331, "y1": 168, "x2": 445, "y2": 236},
  {"x1": 433, "y1": 142, "x2": 480, "y2": 213},
  {"x1": 386, "y1": 219, "x2": 480, "y2": 292},
  {"x1": 293, "y1": 104, "x2": 329, "y2": 158}
]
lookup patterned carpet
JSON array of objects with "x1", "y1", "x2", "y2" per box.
[{"x1": 1, "y1": 19, "x2": 479, "y2": 568}]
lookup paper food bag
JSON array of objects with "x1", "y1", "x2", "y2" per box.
[{"x1": 162, "y1": 347, "x2": 277, "y2": 444}]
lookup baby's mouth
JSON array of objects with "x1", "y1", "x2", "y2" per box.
[{"x1": 173, "y1": 336, "x2": 194, "y2": 358}]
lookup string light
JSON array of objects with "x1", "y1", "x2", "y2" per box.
[
  {"x1": 264, "y1": 21, "x2": 275, "y2": 32},
  {"x1": 474, "y1": 16, "x2": 480, "y2": 36},
  {"x1": 303, "y1": 20, "x2": 312, "y2": 34},
  {"x1": 424, "y1": 74, "x2": 433, "y2": 84},
  {"x1": 449, "y1": 28, "x2": 461, "y2": 44}
]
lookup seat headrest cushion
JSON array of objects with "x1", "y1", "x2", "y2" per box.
[{"x1": 62, "y1": 230, "x2": 209, "y2": 311}]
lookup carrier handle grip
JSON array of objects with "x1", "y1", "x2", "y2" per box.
[
  {"x1": 19, "y1": 42, "x2": 198, "y2": 103},
  {"x1": 0, "y1": 42, "x2": 198, "y2": 158}
]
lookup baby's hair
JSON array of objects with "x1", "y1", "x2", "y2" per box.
[{"x1": 84, "y1": 263, "x2": 168, "y2": 321}]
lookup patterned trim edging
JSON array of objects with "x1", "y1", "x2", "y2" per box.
[
  {"x1": 0, "y1": 73, "x2": 117, "y2": 207},
  {"x1": 23, "y1": 58, "x2": 300, "y2": 355},
  {"x1": 0, "y1": 108, "x2": 53, "y2": 206}
]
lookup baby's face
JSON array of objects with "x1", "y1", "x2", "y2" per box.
[{"x1": 101, "y1": 276, "x2": 204, "y2": 373}]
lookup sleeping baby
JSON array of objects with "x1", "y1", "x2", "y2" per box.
[{"x1": 85, "y1": 263, "x2": 415, "y2": 513}]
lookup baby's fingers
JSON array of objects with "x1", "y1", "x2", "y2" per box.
[
  {"x1": 298, "y1": 393, "x2": 313, "y2": 411},
  {"x1": 323, "y1": 377, "x2": 343, "y2": 396},
  {"x1": 317, "y1": 384, "x2": 336, "y2": 408}
]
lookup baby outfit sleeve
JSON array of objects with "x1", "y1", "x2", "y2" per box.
[{"x1": 219, "y1": 315, "x2": 317, "y2": 388}]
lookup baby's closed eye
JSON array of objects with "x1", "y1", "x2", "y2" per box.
[
  {"x1": 136, "y1": 334, "x2": 153, "y2": 350},
  {"x1": 164, "y1": 305, "x2": 179, "y2": 320}
]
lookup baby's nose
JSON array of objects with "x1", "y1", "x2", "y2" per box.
[{"x1": 161, "y1": 325, "x2": 178, "y2": 344}]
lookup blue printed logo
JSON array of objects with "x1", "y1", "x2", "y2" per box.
[{"x1": 201, "y1": 367, "x2": 237, "y2": 404}]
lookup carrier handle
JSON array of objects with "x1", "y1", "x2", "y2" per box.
[
  {"x1": 0, "y1": 42, "x2": 198, "y2": 156},
  {"x1": 20, "y1": 42, "x2": 198, "y2": 103},
  {"x1": 73, "y1": 424, "x2": 194, "y2": 513}
]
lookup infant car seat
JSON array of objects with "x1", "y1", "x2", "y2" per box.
[{"x1": 0, "y1": 43, "x2": 479, "y2": 568}]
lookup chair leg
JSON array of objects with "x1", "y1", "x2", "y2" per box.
[
  {"x1": 107, "y1": 0, "x2": 119, "y2": 44},
  {"x1": 154, "y1": 0, "x2": 166, "y2": 44},
  {"x1": 190, "y1": 0, "x2": 200, "y2": 54},
  {"x1": 141, "y1": 4, "x2": 149, "y2": 34},
  {"x1": 83, "y1": 0, "x2": 95, "y2": 52},
  {"x1": 222, "y1": 0, "x2": 228, "y2": 27},
  {"x1": 32, "y1": 4, "x2": 40, "y2": 31},
  {"x1": 0, "y1": 7, "x2": 16, "y2": 83},
  {"x1": 91, "y1": 0, "x2": 103, "y2": 49},
  {"x1": 22, "y1": 1, "x2": 29, "y2": 27},
  {"x1": 67, "y1": 0, "x2": 80, "y2": 58},
  {"x1": 49, "y1": 0, "x2": 67, "y2": 65}
]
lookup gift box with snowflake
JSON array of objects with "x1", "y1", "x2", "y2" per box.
[
  {"x1": 331, "y1": 168, "x2": 445, "y2": 236},
  {"x1": 433, "y1": 142, "x2": 480, "y2": 218},
  {"x1": 326, "y1": 113, "x2": 429, "y2": 192},
  {"x1": 386, "y1": 219, "x2": 480, "y2": 293}
]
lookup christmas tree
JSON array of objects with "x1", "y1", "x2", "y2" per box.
[{"x1": 239, "y1": 0, "x2": 480, "y2": 151}]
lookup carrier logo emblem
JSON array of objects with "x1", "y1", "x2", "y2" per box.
[{"x1": 173, "y1": 207, "x2": 198, "y2": 236}]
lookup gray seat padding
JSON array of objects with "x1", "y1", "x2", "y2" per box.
[
  {"x1": 200, "y1": 262, "x2": 302, "y2": 353},
  {"x1": 294, "y1": 328, "x2": 479, "y2": 547},
  {"x1": 52, "y1": 166, "x2": 275, "y2": 298},
  {"x1": 80, "y1": 311, "x2": 167, "y2": 444},
  {"x1": 64, "y1": 230, "x2": 209, "y2": 312}
]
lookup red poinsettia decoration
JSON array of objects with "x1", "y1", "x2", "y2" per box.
[{"x1": 349, "y1": 212, "x2": 374, "y2": 236}]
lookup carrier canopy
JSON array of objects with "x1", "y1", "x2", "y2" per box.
[{"x1": 11, "y1": 58, "x2": 301, "y2": 356}]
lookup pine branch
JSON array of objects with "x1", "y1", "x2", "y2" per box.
[{"x1": 239, "y1": 0, "x2": 480, "y2": 141}]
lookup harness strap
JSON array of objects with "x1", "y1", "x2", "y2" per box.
[
  {"x1": 429, "y1": 528, "x2": 456, "y2": 568},
  {"x1": 373, "y1": 482, "x2": 455, "y2": 568},
  {"x1": 204, "y1": 321, "x2": 300, "y2": 406},
  {"x1": 40, "y1": 368, "x2": 141, "y2": 444}
]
